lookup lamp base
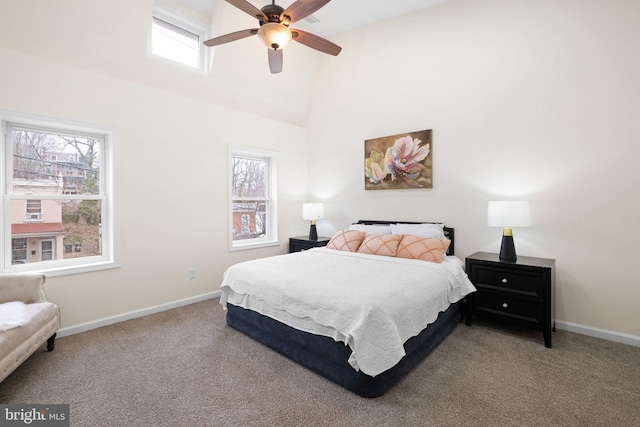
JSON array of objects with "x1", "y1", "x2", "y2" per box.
[
  {"x1": 499, "y1": 235, "x2": 517, "y2": 262},
  {"x1": 308, "y1": 223, "x2": 318, "y2": 241}
]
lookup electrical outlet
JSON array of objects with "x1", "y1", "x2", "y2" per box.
[{"x1": 188, "y1": 268, "x2": 197, "y2": 280}]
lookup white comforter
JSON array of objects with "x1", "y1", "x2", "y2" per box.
[{"x1": 220, "y1": 247, "x2": 476, "y2": 376}]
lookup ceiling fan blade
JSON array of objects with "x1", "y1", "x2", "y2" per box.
[
  {"x1": 226, "y1": 0, "x2": 266, "y2": 20},
  {"x1": 268, "y1": 49, "x2": 283, "y2": 74},
  {"x1": 291, "y1": 29, "x2": 341, "y2": 56},
  {"x1": 203, "y1": 29, "x2": 258, "y2": 47},
  {"x1": 280, "y1": 0, "x2": 330, "y2": 24}
]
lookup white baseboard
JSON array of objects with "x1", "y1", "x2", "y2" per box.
[
  {"x1": 56, "y1": 294, "x2": 640, "y2": 348},
  {"x1": 555, "y1": 321, "x2": 640, "y2": 347},
  {"x1": 57, "y1": 291, "x2": 221, "y2": 338}
]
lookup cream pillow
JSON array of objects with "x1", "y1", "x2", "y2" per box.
[
  {"x1": 396, "y1": 235, "x2": 451, "y2": 263},
  {"x1": 390, "y1": 223, "x2": 446, "y2": 239},
  {"x1": 348, "y1": 224, "x2": 392, "y2": 236},
  {"x1": 326, "y1": 229, "x2": 366, "y2": 252},
  {"x1": 357, "y1": 234, "x2": 403, "y2": 257}
]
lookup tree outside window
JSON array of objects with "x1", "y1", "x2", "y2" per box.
[{"x1": 229, "y1": 147, "x2": 278, "y2": 250}]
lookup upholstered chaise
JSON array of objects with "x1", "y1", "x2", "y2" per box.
[{"x1": 0, "y1": 273, "x2": 60, "y2": 383}]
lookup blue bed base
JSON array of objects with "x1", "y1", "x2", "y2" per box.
[{"x1": 226, "y1": 300, "x2": 464, "y2": 398}]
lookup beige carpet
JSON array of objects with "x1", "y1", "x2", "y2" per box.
[{"x1": 1, "y1": 298, "x2": 638, "y2": 427}]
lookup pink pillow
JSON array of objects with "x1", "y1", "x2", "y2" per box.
[
  {"x1": 357, "y1": 234, "x2": 402, "y2": 257},
  {"x1": 396, "y1": 235, "x2": 450, "y2": 263},
  {"x1": 326, "y1": 229, "x2": 365, "y2": 252}
]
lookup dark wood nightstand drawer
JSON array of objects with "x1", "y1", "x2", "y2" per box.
[
  {"x1": 474, "y1": 267, "x2": 541, "y2": 295},
  {"x1": 476, "y1": 292, "x2": 541, "y2": 323}
]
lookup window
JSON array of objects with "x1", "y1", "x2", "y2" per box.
[
  {"x1": 1, "y1": 111, "x2": 119, "y2": 276},
  {"x1": 241, "y1": 214, "x2": 250, "y2": 234},
  {"x1": 229, "y1": 146, "x2": 278, "y2": 250},
  {"x1": 11, "y1": 239, "x2": 27, "y2": 264},
  {"x1": 40, "y1": 240, "x2": 54, "y2": 261},
  {"x1": 150, "y1": 5, "x2": 208, "y2": 72},
  {"x1": 25, "y1": 199, "x2": 42, "y2": 221}
]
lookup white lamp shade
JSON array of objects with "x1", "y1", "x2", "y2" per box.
[
  {"x1": 257, "y1": 23, "x2": 292, "y2": 50},
  {"x1": 302, "y1": 203, "x2": 324, "y2": 220},
  {"x1": 487, "y1": 201, "x2": 532, "y2": 227}
]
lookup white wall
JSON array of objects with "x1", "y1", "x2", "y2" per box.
[
  {"x1": 0, "y1": 46, "x2": 310, "y2": 328},
  {"x1": 307, "y1": 0, "x2": 640, "y2": 337}
]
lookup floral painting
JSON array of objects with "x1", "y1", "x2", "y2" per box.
[{"x1": 365, "y1": 129, "x2": 432, "y2": 190}]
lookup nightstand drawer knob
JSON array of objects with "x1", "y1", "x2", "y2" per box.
[
  {"x1": 502, "y1": 278, "x2": 508, "y2": 284},
  {"x1": 502, "y1": 302, "x2": 508, "y2": 309}
]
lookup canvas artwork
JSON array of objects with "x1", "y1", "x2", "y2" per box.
[{"x1": 364, "y1": 129, "x2": 432, "y2": 190}]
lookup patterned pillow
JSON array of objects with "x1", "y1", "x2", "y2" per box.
[
  {"x1": 357, "y1": 234, "x2": 403, "y2": 257},
  {"x1": 326, "y1": 229, "x2": 366, "y2": 252},
  {"x1": 396, "y1": 235, "x2": 451, "y2": 263}
]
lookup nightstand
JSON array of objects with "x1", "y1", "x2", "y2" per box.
[
  {"x1": 289, "y1": 236, "x2": 330, "y2": 253},
  {"x1": 466, "y1": 251, "x2": 556, "y2": 348}
]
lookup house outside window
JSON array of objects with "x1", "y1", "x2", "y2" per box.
[
  {"x1": 229, "y1": 146, "x2": 278, "y2": 250},
  {"x1": 1, "y1": 111, "x2": 119, "y2": 276}
]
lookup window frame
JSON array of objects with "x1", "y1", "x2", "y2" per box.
[
  {"x1": 228, "y1": 145, "x2": 279, "y2": 251},
  {"x1": 150, "y1": 5, "x2": 209, "y2": 73},
  {"x1": 1, "y1": 110, "x2": 120, "y2": 277}
]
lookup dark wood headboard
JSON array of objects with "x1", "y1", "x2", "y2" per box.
[{"x1": 356, "y1": 220, "x2": 455, "y2": 256}]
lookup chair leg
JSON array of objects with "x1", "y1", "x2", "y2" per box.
[{"x1": 47, "y1": 333, "x2": 57, "y2": 351}]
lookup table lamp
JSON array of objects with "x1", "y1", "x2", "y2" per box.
[
  {"x1": 302, "y1": 203, "x2": 324, "y2": 240},
  {"x1": 487, "y1": 201, "x2": 532, "y2": 261}
]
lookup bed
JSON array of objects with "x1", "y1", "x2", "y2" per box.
[{"x1": 220, "y1": 220, "x2": 476, "y2": 398}]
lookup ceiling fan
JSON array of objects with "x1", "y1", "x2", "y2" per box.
[{"x1": 203, "y1": 0, "x2": 342, "y2": 74}]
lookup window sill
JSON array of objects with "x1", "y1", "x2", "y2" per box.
[
  {"x1": 229, "y1": 239, "x2": 280, "y2": 252},
  {"x1": 3, "y1": 259, "x2": 120, "y2": 277}
]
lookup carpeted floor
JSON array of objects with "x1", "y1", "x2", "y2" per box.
[{"x1": 1, "y1": 298, "x2": 639, "y2": 426}]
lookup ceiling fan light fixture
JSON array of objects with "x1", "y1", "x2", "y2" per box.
[
  {"x1": 202, "y1": 0, "x2": 342, "y2": 73},
  {"x1": 257, "y1": 23, "x2": 292, "y2": 50}
]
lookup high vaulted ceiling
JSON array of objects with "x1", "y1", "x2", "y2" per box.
[
  {"x1": 0, "y1": 0, "x2": 453, "y2": 127},
  {"x1": 178, "y1": 0, "x2": 452, "y2": 36}
]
